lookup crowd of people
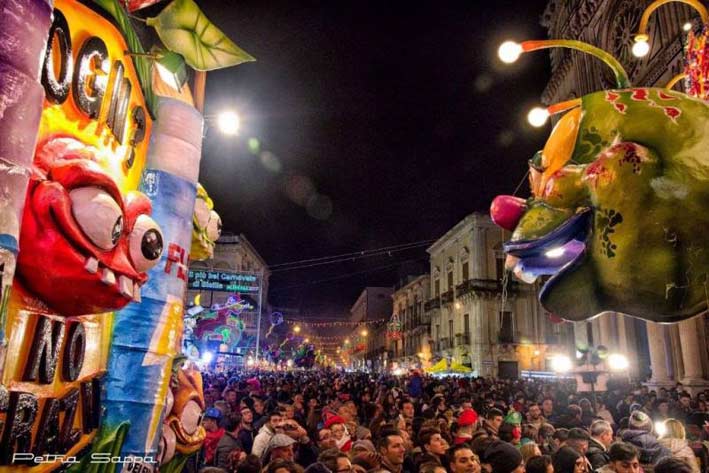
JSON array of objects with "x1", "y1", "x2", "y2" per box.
[{"x1": 189, "y1": 369, "x2": 709, "y2": 473}]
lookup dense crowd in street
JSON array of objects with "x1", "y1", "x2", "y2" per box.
[{"x1": 189, "y1": 369, "x2": 709, "y2": 473}]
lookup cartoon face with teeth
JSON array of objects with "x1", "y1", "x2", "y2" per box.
[
  {"x1": 491, "y1": 88, "x2": 709, "y2": 323},
  {"x1": 16, "y1": 135, "x2": 163, "y2": 316}
]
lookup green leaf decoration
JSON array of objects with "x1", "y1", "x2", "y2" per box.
[
  {"x1": 92, "y1": 0, "x2": 157, "y2": 117},
  {"x1": 146, "y1": 0, "x2": 255, "y2": 71},
  {"x1": 65, "y1": 422, "x2": 130, "y2": 473}
]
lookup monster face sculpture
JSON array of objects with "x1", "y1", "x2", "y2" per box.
[
  {"x1": 491, "y1": 37, "x2": 709, "y2": 323},
  {"x1": 158, "y1": 362, "x2": 207, "y2": 467},
  {"x1": 17, "y1": 139, "x2": 164, "y2": 315},
  {"x1": 191, "y1": 183, "x2": 221, "y2": 261}
]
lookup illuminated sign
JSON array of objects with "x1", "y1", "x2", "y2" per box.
[{"x1": 187, "y1": 270, "x2": 260, "y2": 293}]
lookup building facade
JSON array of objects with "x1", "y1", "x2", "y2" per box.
[
  {"x1": 348, "y1": 287, "x2": 394, "y2": 371},
  {"x1": 426, "y1": 213, "x2": 571, "y2": 378},
  {"x1": 541, "y1": 0, "x2": 709, "y2": 392},
  {"x1": 389, "y1": 275, "x2": 431, "y2": 368}
]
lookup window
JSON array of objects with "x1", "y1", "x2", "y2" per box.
[
  {"x1": 499, "y1": 311, "x2": 513, "y2": 343},
  {"x1": 495, "y1": 255, "x2": 505, "y2": 281},
  {"x1": 435, "y1": 324, "x2": 440, "y2": 341},
  {"x1": 448, "y1": 320, "x2": 454, "y2": 338},
  {"x1": 462, "y1": 262, "x2": 469, "y2": 281},
  {"x1": 447, "y1": 271, "x2": 454, "y2": 289},
  {"x1": 464, "y1": 313, "x2": 470, "y2": 337},
  {"x1": 434, "y1": 279, "x2": 440, "y2": 297}
]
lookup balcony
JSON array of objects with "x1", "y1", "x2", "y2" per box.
[
  {"x1": 441, "y1": 290, "x2": 454, "y2": 305},
  {"x1": 418, "y1": 312, "x2": 431, "y2": 326},
  {"x1": 424, "y1": 298, "x2": 441, "y2": 311},
  {"x1": 456, "y1": 278, "x2": 520, "y2": 296}
]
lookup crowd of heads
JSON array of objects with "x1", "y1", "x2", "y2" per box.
[{"x1": 190, "y1": 369, "x2": 709, "y2": 473}]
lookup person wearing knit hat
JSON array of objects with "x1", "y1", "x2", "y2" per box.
[
  {"x1": 482, "y1": 440, "x2": 525, "y2": 473},
  {"x1": 621, "y1": 410, "x2": 671, "y2": 466},
  {"x1": 628, "y1": 411, "x2": 652, "y2": 432},
  {"x1": 454, "y1": 408, "x2": 479, "y2": 445},
  {"x1": 351, "y1": 439, "x2": 376, "y2": 454},
  {"x1": 323, "y1": 414, "x2": 352, "y2": 452}
]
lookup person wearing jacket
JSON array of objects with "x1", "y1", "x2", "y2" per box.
[
  {"x1": 658, "y1": 418, "x2": 700, "y2": 473},
  {"x1": 620, "y1": 410, "x2": 671, "y2": 467},
  {"x1": 237, "y1": 406, "x2": 257, "y2": 454},
  {"x1": 252, "y1": 410, "x2": 285, "y2": 458},
  {"x1": 216, "y1": 416, "x2": 244, "y2": 469},
  {"x1": 587, "y1": 420, "x2": 613, "y2": 471},
  {"x1": 202, "y1": 407, "x2": 226, "y2": 466}
]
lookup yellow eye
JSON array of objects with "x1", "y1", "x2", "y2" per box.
[{"x1": 537, "y1": 107, "x2": 582, "y2": 196}]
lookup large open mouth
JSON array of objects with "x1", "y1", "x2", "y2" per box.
[{"x1": 503, "y1": 208, "x2": 592, "y2": 285}]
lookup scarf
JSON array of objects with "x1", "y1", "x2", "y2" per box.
[
  {"x1": 336, "y1": 433, "x2": 352, "y2": 452},
  {"x1": 204, "y1": 428, "x2": 225, "y2": 464}
]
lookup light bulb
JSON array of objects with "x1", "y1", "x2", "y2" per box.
[
  {"x1": 632, "y1": 39, "x2": 650, "y2": 58},
  {"x1": 683, "y1": 22, "x2": 692, "y2": 32},
  {"x1": 527, "y1": 107, "x2": 549, "y2": 127},
  {"x1": 217, "y1": 111, "x2": 240, "y2": 135},
  {"x1": 498, "y1": 41, "x2": 523, "y2": 63}
]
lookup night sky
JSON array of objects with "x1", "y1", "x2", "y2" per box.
[{"x1": 195, "y1": 0, "x2": 552, "y2": 316}]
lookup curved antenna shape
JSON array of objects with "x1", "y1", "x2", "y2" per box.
[
  {"x1": 633, "y1": 0, "x2": 708, "y2": 58},
  {"x1": 521, "y1": 40, "x2": 630, "y2": 88},
  {"x1": 665, "y1": 72, "x2": 687, "y2": 90}
]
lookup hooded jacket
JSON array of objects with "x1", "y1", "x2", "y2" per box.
[
  {"x1": 658, "y1": 438, "x2": 700, "y2": 473},
  {"x1": 620, "y1": 429, "x2": 671, "y2": 466}
]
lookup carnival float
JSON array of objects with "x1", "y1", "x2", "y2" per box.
[
  {"x1": 490, "y1": 0, "x2": 709, "y2": 324},
  {"x1": 0, "y1": 0, "x2": 247, "y2": 470}
]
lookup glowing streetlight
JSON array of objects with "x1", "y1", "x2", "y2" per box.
[
  {"x1": 607, "y1": 353, "x2": 629, "y2": 371},
  {"x1": 550, "y1": 354, "x2": 572, "y2": 373},
  {"x1": 293, "y1": 325, "x2": 301, "y2": 334},
  {"x1": 683, "y1": 22, "x2": 693, "y2": 32},
  {"x1": 454, "y1": 301, "x2": 461, "y2": 310},
  {"x1": 360, "y1": 329, "x2": 368, "y2": 337},
  {"x1": 498, "y1": 41, "x2": 523, "y2": 63},
  {"x1": 527, "y1": 107, "x2": 550, "y2": 127},
  {"x1": 304, "y1": 338, "x2": 310, "y2": 344},
  {"x1": 217, "y1": 110, "x2": 240, "y2": 135},
  {"x1": 344, "y1": 338, "x2": 350, "y2": 344}
]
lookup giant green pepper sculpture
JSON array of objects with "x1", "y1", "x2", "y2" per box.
[{"x1": 491, "y1": 34, "x2": 709, "y2": 323}]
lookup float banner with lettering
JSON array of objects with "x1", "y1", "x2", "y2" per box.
[{"x1": 187, "y1": 270, "x2": 261, "y2": 294}]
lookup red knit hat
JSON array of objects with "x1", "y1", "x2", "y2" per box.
[
  {"x1": 457, "y1": 408, "x2": 479, "y2": 427},
  {"x1": 324, "y1": 414, "x2": 346, "y2": 429}
]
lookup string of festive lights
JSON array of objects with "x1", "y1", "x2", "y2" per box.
[{"x1": 284, "y1": 319, "x2": 387, "y2": 328}]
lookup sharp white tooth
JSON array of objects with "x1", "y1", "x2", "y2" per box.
[
  {"x1": 85, "y1": 257, "x2": 99, "y2": 274},
  {"x1": 101, "y1": 268, "x2": 116, "y2": 285},
  {"x1": 133, "y1": 282, "x2": 142, "y2": 302},
  {"x1": 118, "y1": 276, "x2": 133, "y2": 298}
]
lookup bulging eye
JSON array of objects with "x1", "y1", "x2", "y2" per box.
[
  {"x1": 206, "y1": 210, "x2": 222, "y2": 241},
  {"x1": 129, "y1": 214, "x2": 164, "y2": 272},
  {"x1": 193, "y1": 198, "x2": 210, "y2": 229},
  {"x1": 70, "y1": 187, "x2": 123, "y2": 250}
]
